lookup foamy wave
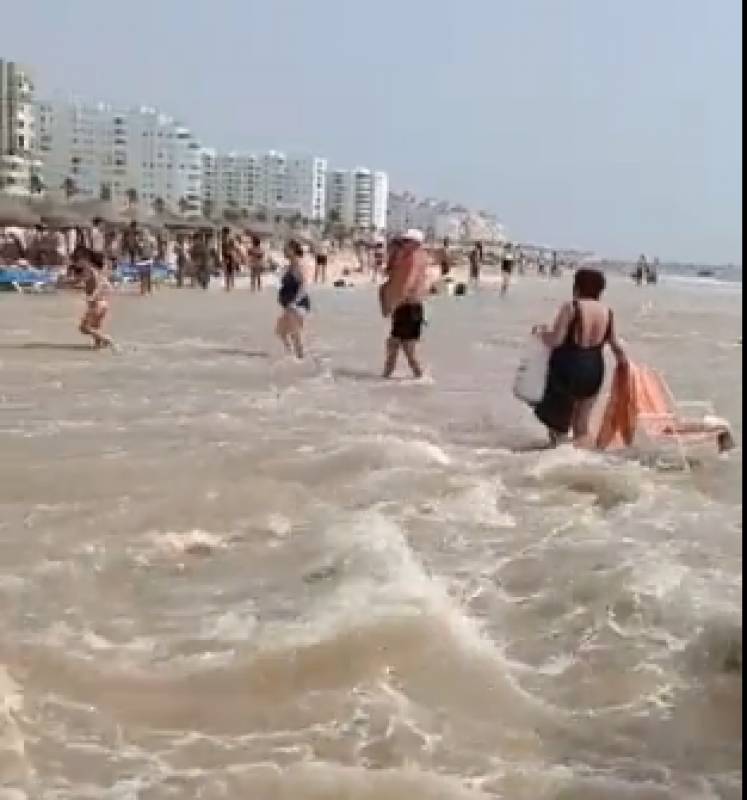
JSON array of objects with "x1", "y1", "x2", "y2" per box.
[{"x1": 0, "y1": 665, "x2": 28, "y2": 788}]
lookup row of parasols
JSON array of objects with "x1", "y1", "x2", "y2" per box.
[{"x1": 0, "y1": 195, "x2": 298, "y2": 240}]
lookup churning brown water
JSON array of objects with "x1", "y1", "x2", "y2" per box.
[{"x1": 0, "y1": 273, "x2": 741, "y2": 799}]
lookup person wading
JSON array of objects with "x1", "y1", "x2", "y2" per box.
[{"x1": 380, "y1": 228, "x2": 431, "y2": 379}]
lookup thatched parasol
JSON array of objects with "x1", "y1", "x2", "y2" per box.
[
  {"x1": 69, "y1": 199, "x2": 127, "y2": 226},
  {"x1": 0, "y1": 195, "x2": 41, "y2": 227},
  {"x1": 28, "y1": 197, "x2": 87, "y2": 228}
]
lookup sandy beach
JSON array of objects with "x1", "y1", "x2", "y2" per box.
[{"x1": 0, "y1": 272, "x2": 741, "y2": 799}]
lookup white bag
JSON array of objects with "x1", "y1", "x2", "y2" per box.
[{"x1": 513, "y1": 335, "x2": 550, "y2": 404}]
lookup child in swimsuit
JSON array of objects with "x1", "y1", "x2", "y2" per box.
[
  {"x1": 276, "y1": 240, "x2": 310, "y2": 359},
  {"x1": 77, "y1": 248, "x2": 113, "y2": 349}
]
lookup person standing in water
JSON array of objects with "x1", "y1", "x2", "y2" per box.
[
  {"x1": 248, "y1": 235, "x2": 264, "y2": 291},
  {"x1": 276, "y1": 239, "x2": 310, "y2": 359},
  {"x1": 500, "y1": 242, "x2": 515, "y2": 296},
  {"x1": 372, "y1": 241, "x2": 385, "y2": 281},
  {"x1": 77, "y1": 248, "x2": 114, "y2": 349},
  {"x1": 634, "y1": 253, "x2": 647, "y2": 285},
  {"x1": 382, "y1": 228, "x2": 430, "y2": 379},
  {"x1": 532, "y1": 268, "x2": 627, "y2": 447},
  {"x1": 438, "y1": 237, "x2": 452, "y2": 277},
  {"x1": 313, "y1": 238, "x2": 329, "y2": 284},
  {"x1": 468, "y1": 242, "x2": 481, "y2": 283}
]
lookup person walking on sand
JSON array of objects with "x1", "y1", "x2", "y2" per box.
[
  {"x1": 248, "y1": 235, "x2": 264, "y2": 291},
  {"x1": 276, "y1": 240, "x2": 310, "y2": 359},
  {"x1": 381, "y1": 228, "x2": 430, "y2": 379},
  {"x1": 191, "y1": 232, "x2": 210, "y2": 290},
  {"x1": 221, "y1": 227, "x2": 237, "y2": 291},
  {"x1": 532, "y1": 268, "x2": 628, "y2": 447},
  {"x1": 77, "y1": 248, "x2": 114, "y2": 350}
]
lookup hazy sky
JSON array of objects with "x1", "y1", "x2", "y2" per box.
[{"x1": 4, "y1": 0, "x2": 742, "y2": 262}]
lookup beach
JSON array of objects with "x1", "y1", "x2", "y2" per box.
[{"x1": 0, "y1": 272, "x2": 742, "y2": 799}]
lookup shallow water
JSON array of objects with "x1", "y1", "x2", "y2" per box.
[{"x1": 0, "y1": 275, "x2": 741, "y2": 799}]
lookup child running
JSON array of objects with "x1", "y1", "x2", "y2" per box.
[
  {"x1": 275, "y1": 239, "x2": 310, "y2": 359},
  {"x1": 77, "y1": 247, "x2": 114, "y2": 349}
]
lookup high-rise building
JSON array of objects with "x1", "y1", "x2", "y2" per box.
[
  {"x1": 201, "y1": 149, "x2": 327, "y2": 221},
  {"x1": 0, "y1": 59, "x2": 41, "y2": 196},
  {"x1": 37, "y1": 99, "x2": 202, "y2": 212},
  {"x1": 326, "y1": 167, "x2": 389, "y2": 231}
]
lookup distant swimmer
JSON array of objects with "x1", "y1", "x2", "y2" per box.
[
  {"x1": 276, "y1": 240, "x2": 310, "y2": 359},
  {"x1": 381, "y1": 228, "x2": 429, "y2": 379},
  {"x1": 77, "y1": 248, "x2": 114, "y2": 350},
  {"x1": 634, "y1": 253, "x2": 647, "y2": 286},
  {"x1": 532, "y1": 268, "x2": 628, "y2": 447}
]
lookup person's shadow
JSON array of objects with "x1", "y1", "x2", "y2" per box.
[
  {"x1": 213, "y1": 348, "x2": 269, "y2": 359},
  {"x1": 0, "y1": 343, "x2": 94, "y2": 352}
]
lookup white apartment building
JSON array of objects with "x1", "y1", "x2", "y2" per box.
[
  {"x1": 201, "y1": 149, "x2": 260, "y2": 214},
  {"x1": 326, "y1": 167, "x2": 388, "y2": 231},
  {"x1": 285, "y1": 154, "x2": 326, "y2": 221},
  {"x1": 202, "y1": 149, "x2": 326, "y2": 221},
  {"x1": 0, "y1": 60, "x2": 41, "y2": 196},
  {"x1": 37, "y1": 99, "x2": 202, "y2": 213}
]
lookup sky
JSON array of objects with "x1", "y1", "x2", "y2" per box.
[{"x1": 4, "y1": 0, "x2": 742, "y2": 263}]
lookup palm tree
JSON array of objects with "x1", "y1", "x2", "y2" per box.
[
  {"x1": 125, "y1": 188, "x2": 138, "y2": 208},
  {"x1": 153, "y1": 196, "x2": 166, "y2": 216},
  {"x1": 29, "y1": 173, "x2": 44, "y2": 195},
  {"x1": 179, "y1": 196, "x2": 191, "y2": 216},
  {"x1": 99, "y1": 183, "x2": 112, "y2": 201},
  {"x1": 62, "y1": 176, "x2": 77, "y2": 201}
]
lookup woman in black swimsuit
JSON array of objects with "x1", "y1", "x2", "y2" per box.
[{"x1": 532, "y1": 268, "x2": 627, "y2": 446}]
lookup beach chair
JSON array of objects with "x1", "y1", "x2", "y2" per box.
[{"x1": 596, "y1": 363, "x2": 734, "y2": 469}]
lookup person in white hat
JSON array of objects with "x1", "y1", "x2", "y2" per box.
[{"x1": 381, "y1": 228, "x2": 430, "y2": 378}]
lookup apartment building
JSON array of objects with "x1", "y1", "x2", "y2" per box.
[
  {"x1": 0, "y1": 59, "x2": 41, "y2": 195},
  {"x1": 37, "y1": 99, "x2": 202, "y2": 212},
  {"x1": 326, "y1": 167, "x2": 388, "y2": 231},
  {"x1": 201, "y1": 149, "x2": 327, "y2": 221}
]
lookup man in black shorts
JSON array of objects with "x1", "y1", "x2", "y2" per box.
[{"x1": 383, "y1": 228, "x2": 428, "y2": 379}]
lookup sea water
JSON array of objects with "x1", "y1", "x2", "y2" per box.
[{"x1": 0, "y1": 274, "x2": 741, "y2": 799}]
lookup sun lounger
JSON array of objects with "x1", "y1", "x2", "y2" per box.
[{"x1": 596, "y1": 362, "x2": 734, "y2": 467}]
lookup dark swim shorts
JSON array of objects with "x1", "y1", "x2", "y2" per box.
[{"x1": 391, "y1": 302, "x2": 424, "y2": 341}]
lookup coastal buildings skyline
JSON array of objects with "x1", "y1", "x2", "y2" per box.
[{"x1": 1, "y1": 56, "x2": 507, "y2": 242}]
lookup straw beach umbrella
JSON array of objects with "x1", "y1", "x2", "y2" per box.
[
  {"x1": 0, "y1": 195, "x2": 41, "y2": 227},
  {"x1": 28, "y1": 196, "x2": 87, "y2": 228}
]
